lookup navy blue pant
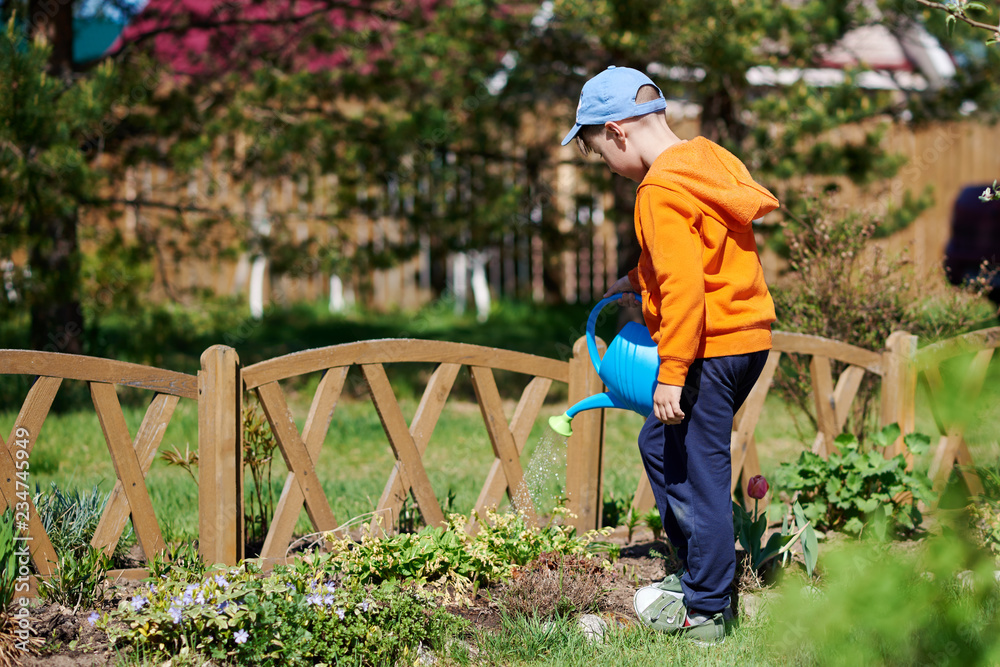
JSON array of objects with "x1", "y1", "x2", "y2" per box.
[{"x1": 637, "y1": 350, "x2": 769, "y2": 614}]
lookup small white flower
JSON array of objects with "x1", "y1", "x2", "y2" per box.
[{"x1": 233, "y1": 629, "x2": 249, "y2": 644}]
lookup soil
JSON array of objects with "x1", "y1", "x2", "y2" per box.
[{"x1": 5, "y1": 531, "x2": 718, "y2": 666}]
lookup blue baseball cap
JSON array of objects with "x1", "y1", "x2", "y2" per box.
[{"x1": 561, "y1": 66, "x2": 666, "y2": 146}]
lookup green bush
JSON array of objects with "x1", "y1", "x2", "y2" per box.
[
  {"x1": 97, "y1": 557, "x2": 466, "y2": 666},
  {"x1": 767, "y1": 533, "x2": 1000, "y2": 666},
  {"x1": 774, "y1": 424, "x2": 935, "y2": 536},
  {"x1": 38, "y1": 546, "x2": 111, "y2": 611},
  {"x1": 324, "y1": 508, "x2": 610, "y2": 593},
  {"x1": 771, "y1": 196, "x2": 995, "y2": 437}
]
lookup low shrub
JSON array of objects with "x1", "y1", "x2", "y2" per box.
[
  {"x1": 323, "y1": 508, "x2": 610, "y2": 595},
  {"x1": 38, "y1": 546, "x2": 111, "y2": 611},
  {"x1": 771, "y1": 196, "x2": 995, "y2": 438},
  {"x1": 766, "y1": 532, "x2": 1000, "y2": 666},
  {"x1": 493, "y1": 551, "x2": 616, "y2": 619},
  {"x1": 97, "y1": 556, "x2": 466, "y2": 666},
  {"x1": 774, "y1": 424, "x2": 934, "y2": 536}
]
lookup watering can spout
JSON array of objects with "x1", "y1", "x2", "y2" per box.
[{"x1": 548, "y1": 392, "x2": 626, "y2": 437}]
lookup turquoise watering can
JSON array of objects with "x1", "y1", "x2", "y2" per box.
[{"x1": 548, "y1": 294, "x2": 660, "y2": 437}]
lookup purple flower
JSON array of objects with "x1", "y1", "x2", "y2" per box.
[
  {"x1": 130, "y1": 595, "x2": 147, "y2": 612},
  {"x1": 168, "y1": 606, "x2": 182, "y2": 624},
  {"x1": 306, "y1": 594, "x2": 322, "y2": 606},
  {"x1": 336, "y1": 608, "x2": 345, "y2": 620},
  {"x1": 233, "y1": 629, "x2": 249, "y2": 645},
  {"x1": 195, "y1": 590, "x2": 206, "y2": 605},
  {"x1": 214, "y1": 575, "x2": 229, "y2": 589},
  {"x1": 182, "y1": 585, "x2": 197, "y2": 605},
  {"x1": 361, "y1": 601, "x2": 370, "y2": 613},
  {"x1": 747, "y1": 475, "x2": 769, "y2": 500},
  {"x1": 323, "y1": 594, "x2": 335, "y2": 606},
  {"x1": 217, "y1": 601, "x2": 229, "y2": 612},
  {"x1": 87, "y1": 612, "x2": 99, "y2": 626}
]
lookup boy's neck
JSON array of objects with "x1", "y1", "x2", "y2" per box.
[{"x1": 633, "y1": 124, "x2": 684, "y2": 182}]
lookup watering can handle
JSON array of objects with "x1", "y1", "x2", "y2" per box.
[{"x1": 586, "y1": 293, "x2": 641, "y2": 373}]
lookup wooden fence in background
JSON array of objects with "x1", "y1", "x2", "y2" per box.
[
  {"x1": 77, "y1": 118, "x2": 1000, "y2": 311},
  {"x1": 2, "y1": 325, "x2": 997, "y2": 586}
]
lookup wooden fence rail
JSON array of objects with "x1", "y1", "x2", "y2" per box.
[
  {"x1": 0, "y1": 350, "x2": 197, "y2": 582},
  {"x1": 4, "y1": 325, "x2": 995, "y2": 586}
]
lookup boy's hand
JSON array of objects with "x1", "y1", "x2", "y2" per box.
[
  {"x1": 653, "y1": 383, "x2": 685, "y2": 425},
  {"x1": 604, "y1": 276, "x2": 638, "y2": 306}
]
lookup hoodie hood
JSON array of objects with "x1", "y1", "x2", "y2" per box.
[{"x1": 638, "y1": 137, "x2": 778, "y2": 231}]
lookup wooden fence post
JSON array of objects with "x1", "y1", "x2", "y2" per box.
[
  {"x1": 881, "y1": 331, "x2": 917, "y2": 463},
  {"x1": 565, "y1": 335, "x2": 606, "y2": 532},
  {"x1": 198, "y1": 345, "x2": 243, "y2": 565}
]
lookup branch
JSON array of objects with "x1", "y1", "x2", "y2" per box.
[{"x1": 912, "y1": 0, "x2": 1000, "y2": 34}]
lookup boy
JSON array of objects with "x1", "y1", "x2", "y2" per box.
[{"x1": 561, "y1": 66, "x2": 776, "y2": 645}]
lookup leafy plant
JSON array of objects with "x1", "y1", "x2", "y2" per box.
[
  {"x1": 33, "y1": 483, "x2": 135, "y2": 566},
  {"x1": 774, "y1": 424, "x2": 935, "y2": 536},
  {"x1": 767, "y1": 529, "x2": 1000, "y2": 666},
  {"x1": 97, "y1": 557, "x2": 466, "y2": 666},
  {"x1": 643, "y1": 508, "x2": 663, "y2": 542},
  {"x1": 159, "y1": 443, "x2": 198, "y2": 485},
  {"x1": 323, "y1": 508, "x2": 610, "y2": 595},
  {"x1": 601, "y1": 490, "x2": 633, "y2": 530},
  {"x1": 39, "y1": 546, "x2": 111, "y2": 612},
  {"x1": 242, "y1": 403, "x2": 278, "y2": 550},
  {"x1": 147, "y1": 541, "x2": 207, "y2": 583}
]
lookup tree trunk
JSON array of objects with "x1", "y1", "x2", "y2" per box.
[
  {"x1": 28, "y1": 0, "x2": 84, "y2": 354},
  {"x1": 29, "y1": 212, "x2": 84, "y2": 355}
]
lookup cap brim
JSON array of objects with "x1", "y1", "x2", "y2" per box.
[{"x1": 561, "y1": 123, "x2": 582, "y2": 146}]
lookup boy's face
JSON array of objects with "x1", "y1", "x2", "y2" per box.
[{"x1": 588, "y1": 124, "x2": 646, "y2": 183}]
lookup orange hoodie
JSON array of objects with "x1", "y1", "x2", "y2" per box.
[{"x1": 627, "y1": 137, "x2": 777, "y2": 386}]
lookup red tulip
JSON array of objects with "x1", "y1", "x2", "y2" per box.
[{"x1": 747, "y1": 475, "x2": 769, "y2": 500}]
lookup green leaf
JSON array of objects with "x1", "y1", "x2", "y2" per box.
[
  {"x1": 903, "y1": 432, "x2": 931, "y2": 456},
  {"x1": 877, "y1": 423, "x2": 901, "y2": 449},
  {"x1": 754, "y1": 532, "x2": 785, "y2": 569},
  {"x1": 801, "y1": 524, "x2": 819, "y2": 577},
  {"x1": 844, "y1": 517, "x2": 865, "y2": 535},
  {"x1": 855, "y1": 497, "x2": 880, "y2": 513},
  {"x1": 835, "y1": 433, "x2": 860, "y2": 451}
]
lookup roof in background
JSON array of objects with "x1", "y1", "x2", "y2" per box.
[{"x1": 74, "y1": 17, "x2": 126, "y2": 64}]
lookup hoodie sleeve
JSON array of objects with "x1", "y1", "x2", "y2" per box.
[{"x1": 638, "y1": 187, "x2": 705, "y2": 386}]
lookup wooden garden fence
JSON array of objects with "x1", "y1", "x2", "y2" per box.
[{"x1": 3, "y1": 326, "x2": 998, "y2": 585}]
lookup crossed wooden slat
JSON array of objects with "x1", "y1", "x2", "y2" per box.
[
  {"x1": 255, "y1": 379, "x2": 340, "y2": 550},
  {"x1": 368, "y1": 363, "x2": 461, "y2": 536},
  {"x1": 809, "y1": 358, "x2": 867, "y2": 457},
  {"x1": 0, "y1": 376, "x2": 63, "y2": 574},
  {"x1": 90, "y1": 383, "x2": 168, "y2": 559},
  {"x1": 259, "y1": 366, "x2": 349, "y2": 559},
  {"x1": 257, "y1": 360, "x2": 553, "y2": 555},
  {"x1": 921, "y1": 348, "x2": 990, "y2": 497},
  {"x1": 91, "y1": 391, "x2": 178, "y2": 557}
]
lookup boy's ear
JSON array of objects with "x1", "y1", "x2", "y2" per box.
[{"x1": 604, "y1": 120, "x2": 627, "y2": 143}]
